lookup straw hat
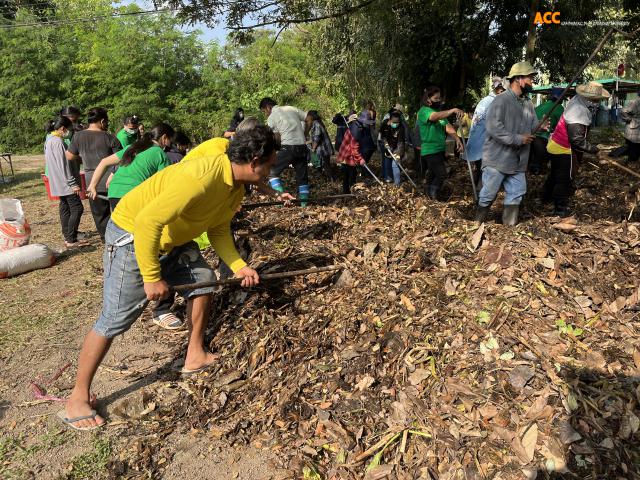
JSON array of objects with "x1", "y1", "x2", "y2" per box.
[
  {"x1": 506, "y1": 61, "x2": 538, "y2": 79},
  {"x1": 576, "y1": 81, "x2": 610, "y2": 100}
]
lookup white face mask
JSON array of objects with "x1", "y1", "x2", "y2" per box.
[{"x1": 125, "y1": 127, "x2": 138, "y2": 135}]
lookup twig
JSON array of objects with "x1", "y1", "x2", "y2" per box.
[
  {"x1": 351, "y1": 431, "x2": 399, "y2": 463},
  {"x1": 600, "y1": 157, "x2": 640, "y2": 180}
]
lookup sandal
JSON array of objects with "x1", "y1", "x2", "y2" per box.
[
  {"x1": 57, "y1": 409, "x2": 104, "y2": 431},
  {"x1": 65, "y1": 240, "x2": 90, "y2": 249},
  {"x1": 180, "y1": 361, "x2": 219, "y2": 375},
  {"x1": 152, "y1": 313, "x2": 184, "y2": 330}
]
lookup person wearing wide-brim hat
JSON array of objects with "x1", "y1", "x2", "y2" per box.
[
  {"x1": 476, "y1": 61, "x2": 539, "y2": 226},
  {"x1": 542, "y1": 81, "x2": 608, "y2": 217}
]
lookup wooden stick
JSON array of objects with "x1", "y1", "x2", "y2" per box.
[
  {"x1": 172, "y1": 264, "x2": 342, "y2": 292},
  {"x1": 600, "y1": 157, "x2": 640, "y2": 180},
  {"x1": 532, "y1": 28, "x2": 615, "y2": 135},
  {"x1": 242, "y1": 194, "x2": 354, "y2": 209}
]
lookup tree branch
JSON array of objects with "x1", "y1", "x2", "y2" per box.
[{"x1": 229, "y1": 0, "x2": 380, "y2": 30}]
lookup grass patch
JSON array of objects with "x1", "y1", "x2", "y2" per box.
[
  {"x1": 64, "y1": 436, "x2": 112, "y2": 480},
  {"x1": 0, "y1": 313, "x2": 54, "y2": 351},
  {"x1": 0, "y1": 430, "x2": 72, "y2": 478}
]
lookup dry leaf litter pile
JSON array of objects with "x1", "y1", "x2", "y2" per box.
[{"x1": 97, "y1": 160, "x2": 639, "y2": 479}]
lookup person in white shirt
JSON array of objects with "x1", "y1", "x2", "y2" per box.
[{"x1": 259, "y1": 97, "x2": 310, "y2": 205}]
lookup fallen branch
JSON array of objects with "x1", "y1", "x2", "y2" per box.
[{"x1": 599, "y1": 157, "x2": 640, "y2": 180}]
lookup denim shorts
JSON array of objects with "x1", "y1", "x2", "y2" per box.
[{"x1": 93, "y1": 220, "x2": 216, "y2": 338}]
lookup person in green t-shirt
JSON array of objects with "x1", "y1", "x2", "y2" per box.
[
  {"x1": 530, "y1": 87, "x2": 564, "y2": 174},
  {"x1": 416, "y1": 85, "x2": 464, "y2": 199},
  {"x1": 87, "y1": 122, "x2": 174, "y2": 211},
  {"x1": 116, "y1": 115, "x2": 142, "y2": 149}
]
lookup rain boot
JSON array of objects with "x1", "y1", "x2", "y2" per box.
[
  {"x1": 298, "y1": 185, "x2": 310, "y2": 207},
  {"x1": 475, "y1": 205, "x2": 490, "y2": 223},
  {"x1": 426, "y1": 185, "x2": 439, "y2": 200},
  {"x1": 269, "y1": 177, "x2": 285, "y2": 194},
  {"x1": 552, "y1": 199, "x2": 570, "y2": 217},
  {"x1": 502, "y1": 205, "x2": 519, "y2": 226}
]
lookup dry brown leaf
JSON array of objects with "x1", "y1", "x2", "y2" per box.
[
  {"x1": 509, "y1": 365, "x2": 535, "y2": 389},
  {"x1": 408, "y1": 368, "x2": 430, "y2": 386},
  {"x1": 552, "y1": 222, "x2": 577, "y2": 232},
  {"x1": 520, "y1": 423, "x2": 538, "y2": 464},
  {"x1": 364, "y1": 464, "x2": 394, "y2": 480},
  {"x1": 356, "y1": 374, "x2": 375, "y2": 391},
  {"x1": 537, "y1": 258, "x2": 555, "y2": 269},
  {"x1": 400, "y1": 294, "x2": 416, "y2": 313},
  {"x1": 469, "y1": 223, "x2": 485, "y2": 251},
  {"x1": 444, "y1": 277, "x2": 457, "y2": 296}
]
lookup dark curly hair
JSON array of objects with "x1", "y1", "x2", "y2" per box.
[{"x1": 228, "y1": 124, "x2": 278, "y2": 165}]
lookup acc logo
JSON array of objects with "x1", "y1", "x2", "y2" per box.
[{"x1": 534, "y1": 11, "x2": 561, "y2": 24}]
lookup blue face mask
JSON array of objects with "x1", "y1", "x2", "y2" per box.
[{"x1": 390, "y1": 123, "x2": 399, "y2": 129}]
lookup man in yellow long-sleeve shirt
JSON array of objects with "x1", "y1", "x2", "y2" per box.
[{"x1": 60, "y1": 125, "x2": 278, "y2": 430}]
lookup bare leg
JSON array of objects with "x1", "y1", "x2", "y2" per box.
[
  {"x1": 183, "y1": 294, "x2": 217, "y2": 371},
  {"x1": 65, "y1": 330, "x2": 113, "y2": 428}
]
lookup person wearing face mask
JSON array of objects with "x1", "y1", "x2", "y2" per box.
[
  {"x1": 66, "y1": 107, "x2": 122, "y2": 242},
  {"x1": 417, "y1": 85, "x2": 464, "y2": 199},
  {"x1": 542, "y1": 82, "x2": 607, "y2": 217},
  {"x1": 59, "y1": 106, "x2": 84, "y2": 139},
  {"x1": 116, "y1": 115, "x2": 141, "y2": 149},
  {"x1": 379, "y1": 112, "x2": 406, "y2": 185},
  {"x1": 224, "y1": 108, "x2": 245, "y2": 139},
  {"x1": 475, "y1": 61, "x2": 539, "y2": 226},
  {"x1": 87, "y1": 123, "x2": 175, "y2": 211},
  {"x1": 45, "y1": 116, "x2": 88, "y2": 249}
]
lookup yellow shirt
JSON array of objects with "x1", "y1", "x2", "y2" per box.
[
  {"x1": 181, "y1": 137, "x2": 229, "y2": 162},
  {"x1": 546, "y1": 138, "x2": 571, "y2": 155},
  {"x1": 111, "y1": 138, "x2": 247, "y2": 282}
]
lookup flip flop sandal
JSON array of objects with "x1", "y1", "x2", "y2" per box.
[
  {"x1": 65, "y1": 240, "x2": 90, "y2": 249},
  {"x1": 152, "y1": 313, "x2": 184, "y2": 330},
  {"x1": 180, "y1": 361, "x2": 220, "y2": 375},
  {"x1": 57, "y1": 409, "x2": 104, "y2": 431}
]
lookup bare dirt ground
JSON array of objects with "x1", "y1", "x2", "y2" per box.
[{"x1": 1, "y1": 128, "x2": 640, "y2": 480}]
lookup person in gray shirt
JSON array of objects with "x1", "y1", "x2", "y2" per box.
[
  {"x1": 476, "y1": 61, "x2": 540, "y2": 226},
  {"x1": 67, "y1": 107, "x2": 121, "y2": 242},
  {"x1": 259, "y1": 97, "x2": 310, "y2": 205},
  {"x1": 45, "y1": 116, "x2": 87, "y2": 248}
]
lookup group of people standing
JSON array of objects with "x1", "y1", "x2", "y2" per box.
[{"x1": 43, "y1": 65, "x2": 639, "y2": 431}]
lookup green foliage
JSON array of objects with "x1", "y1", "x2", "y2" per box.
[
  {"x1": 65, "y1": 436, "x2": 112, "y2": 480},
  {"x1": 0, "y1": 1, "x2": 346, "y2": 152},
  {"x1": 555, "y1": 318, "x2": 584, "y2": 337}
]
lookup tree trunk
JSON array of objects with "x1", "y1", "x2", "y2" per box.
[{"x1": 525, "y1": 0, "x2": 539, "y2": 62}]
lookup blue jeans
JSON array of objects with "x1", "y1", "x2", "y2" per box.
[
  {"x1": 93, "y1": 220, "x2": 216, "y2": 338},
  {"x1": 382, "y1": 155, "x2": 401, "y2": 185},
  {"x1": 478, "y1": 166, "x2": 527, "y2": 207}
]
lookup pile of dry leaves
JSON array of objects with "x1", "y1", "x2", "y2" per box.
[{"x1": 104, "y1": 157, "x2": 640, "y2": 479}]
